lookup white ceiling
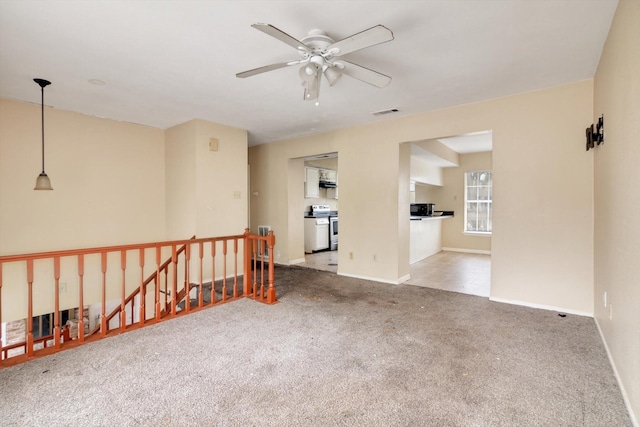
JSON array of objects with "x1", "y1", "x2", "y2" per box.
[
  {"x1": 0, "y1": 1, "x2": 617, "y2": 147},
  {"x1": 411, "y1": 131, "x2": 493, "y2": 167}
]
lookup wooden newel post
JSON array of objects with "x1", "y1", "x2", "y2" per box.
[
  {"x1": 53, "y1": 257, "x2": 61, "y2": 348},
  {"x1": 243, "y1": 228, "x2": 250, "y2": 296},
  {"x1": 120, "y1": 250, "x2": 127, "y2": 332},
  {"x1": 78, "y1": 254, "x2": 85, "y2": 343},
  {"x1": 266, "y1": 231, "x2": 277, "y2": 304},
  {"x1": 26, "y1": 259, "x2": 34, "y2": 356}
]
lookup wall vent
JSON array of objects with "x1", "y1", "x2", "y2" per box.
[
  {"x1": 257, "y1": 225, "x2": 271, "y2": 256},
  {"x1": 372, "y1": 108, "x2": 399, "y2": 116}
]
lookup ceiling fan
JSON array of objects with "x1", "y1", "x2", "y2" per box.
[{"x1": 236, "y1": 23, "x2": 394, "y2": 102}]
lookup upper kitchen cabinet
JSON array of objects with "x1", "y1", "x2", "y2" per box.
[
  {"x1": 323, "y1": 169, "x2": 337, "y2": 183},
  {"x1": 304, "y1": 167, "x2": 320, "y2": 198}
]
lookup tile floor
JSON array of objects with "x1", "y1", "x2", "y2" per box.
[{"x1": 297, "y1": 250, "x2": 491, "y2": 297}]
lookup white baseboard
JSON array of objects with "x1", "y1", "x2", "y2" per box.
[
  {"x1": 594, "y1": 317, "x2": 639, "y2": 427},
  {"x1": 289, "y1": 258, "x2": 305, "y2": 265},
  {"x1": 489, "y1": 296, "x2": 593, "y2": 317},
  {"x1": 338, "y1": 272, "x2": 409, "y2": 285},
  {"x1": 442, "y1": 247, "x2": 492, "y2": 255}
]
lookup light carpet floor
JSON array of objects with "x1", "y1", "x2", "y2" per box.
[{"x1": 0, "y1": 265, "x2": 632, "y2": 426}]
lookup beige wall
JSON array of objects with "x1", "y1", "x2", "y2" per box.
[
  {"x1": 440, "y1": 151, "x2": 493, "y2": 253},
  {"x1": 0, "y1": 98, "x2": 166, "y2": 320},
  {"x1": 593, "y1": 0, "x2": 640, "y2": 423},
  {"x1": 249, "y1": 80, "x2": 594, "y2": 312},
  {"x1": 0, "y1": 102, "x2": 248, "y2": 321},
  {"x1": 414, "y1": 183, "x2": 442, "y2": 204},
  {"x1": 165, "y1": 119, "x2": 248, "y2": 239},
  {"x1": 0, "y1": 98, "x2": 166, "y2": 254},
  {"x1": 410, "y1": 156, "x2": 443, "y2": 186},
  {"x1": 165, "y1": 119, "x2": 249, "y2": 282}
]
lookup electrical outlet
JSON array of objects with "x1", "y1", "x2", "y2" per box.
[
  {"x1": 349, "y1": 252, "x2": 354, "y2": 260},
  {"x1": 59, "y1": 282, "x2": 67, "y2": 293},
  {"x1": 603, "y1": 291, "x2": 607, "y2": 307},
  {"x1": 373, "y1": 254, "x2": 377, "y2": 262},
  {"x1": 233, "y1": 191, "x2": 241, "y2": 199}
]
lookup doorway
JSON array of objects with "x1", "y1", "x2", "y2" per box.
[{"x1": 407, "y1": 131, "x2": 492, "y2": 297}]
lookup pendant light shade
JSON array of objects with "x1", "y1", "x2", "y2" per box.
[
  {"x1": 34, "y1": 78, "x2": 53, "y2": 190},
  {"x1": 34, "y1": 173, "x2": 53, "y2": 190}
]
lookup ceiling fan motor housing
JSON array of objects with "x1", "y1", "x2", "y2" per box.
[{"x1": 300, "y1": 29, "x2": 335, "y2": 53}]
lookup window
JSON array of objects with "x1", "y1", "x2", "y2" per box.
[{"x1": 465, "y1": 170, "x2": 492, "y2": 234}]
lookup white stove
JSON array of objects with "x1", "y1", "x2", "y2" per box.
[{"x1": 306, "y1": 205, "x2": 337, "y2": 252}]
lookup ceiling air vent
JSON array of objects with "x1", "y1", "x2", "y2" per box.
[{"x1": 372, "y1": 108, "x2": 399, "y2": 116}]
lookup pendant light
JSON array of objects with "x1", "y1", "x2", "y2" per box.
[{"x1": 34, "y1": 78, "x2": 53, "y2": 190}]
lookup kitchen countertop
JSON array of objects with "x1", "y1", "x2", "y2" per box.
[
  {"x1": 410, "y1": 214, "x2": 454, "y2": 221},
  {"x1": 305, "y1": 211, "x2": 338, "y2": 218}
]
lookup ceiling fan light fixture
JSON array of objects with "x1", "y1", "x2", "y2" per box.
[
  {"x1": 324, "y1": 66, "x2": 342, "y2": 86},
  {"x1": 299, "y1": 64, "x2": 318, "y2": 82}
]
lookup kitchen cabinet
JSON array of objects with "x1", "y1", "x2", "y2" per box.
[
  {"x1": 409, "y1": 216, "x2": 452, "y2": 263},
  {"x1": 324, "y1": 169, "x2": 337, "y2": 182},
  {"x1": 304, "y1": 167, "x2": 320, "y2": 198},
  {"x1": 304, "y1": 217, "x2": 329, "y2": 253}
]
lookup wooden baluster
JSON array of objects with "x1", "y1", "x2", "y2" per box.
[
  {"x1": 184, "y1": 243, "x2": 191, "y2": 313},
  {"x1": 198, "y1": 242, "x2": 204, "y2": 307},
  {"x1": 252, "y1": 239, "x2": 258, "y2": 298},
  {"x1": 267, "y1": 231, "x2": 277, "y2": 304},
  {"x1": 53, "y1": 256, "x2": 61, "y2": 348},
  {"x1": 171, "y1": 245, "x2": 177, "y2": 315},
  {"x1": 164, "y1": 268, "x2": 169, "y2": 311},
  {"x1": 222, "y1": 240, "x2": 228, "y2": 302},
  {"x1": 260, "y1": 238, "x2": 266, "y2": 300},
  {"x1": 0, "y1": 262, "x2": 3, "y2": 363},
  {"x1": 211, "y1": 241, "x2": 216, "y2": 304},
  {"x1": 101, "y1": 252, "x2": 107, "y2": 336},
  {"x1": 243, "y1": 229, "x2": 250, "y2": 297},
  {"x1": 155, "y1": 246, "x2": 161, "y2": 321},
  {"x1": 139, "y1": 249, "x2": 145, "y2": 326},
  {"x1": 78, "y1": 254, "x2": 85, "y2": 342},
  {"x1": 26, "y1": 259, "x2": 34, "y2": 356},
  {"x1": 120, "y1": 250, "x2": 127, "y2": 331},
  {"x1": 233, "y1": 238, "x2": 238, "y2": 298}
]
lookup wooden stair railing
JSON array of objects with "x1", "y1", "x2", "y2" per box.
[
  {"x1": 0, "y1": 229, "x2": 277, "y2": 367},
  {"x1": 87, "y1": 236, "x2": 195, "y2": 337}
]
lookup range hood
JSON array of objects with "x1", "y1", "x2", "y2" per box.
[{"x1": 319, "y1": 180, "x2": 337, "y2": 188}]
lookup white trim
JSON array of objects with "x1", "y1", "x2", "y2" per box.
[
  {"x1": 442, "y1": 247, "x2": 492, "y2": 255},
  {"x1": 463, "y1": 231, "x2": 492, "y2": 237},
  {"x1": 289, "y1": 258, "x2": 306, "y2": 265},
  {"x1": 595, "y1": 318, "x2": 639, "y2": 427},
  {"x1": 338, "y1": 272, "x2": 410, "y2": 285},
  {"x1": 489, "y1": 296, "x2": 593, "y2": 317},
  {"x1": 397, "y1": 274, "x2": 411, "y2": 284}
]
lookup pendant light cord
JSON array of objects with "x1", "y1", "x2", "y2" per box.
[{"x1": 40, "y1": 84, "x2": 45, "y2": 174}]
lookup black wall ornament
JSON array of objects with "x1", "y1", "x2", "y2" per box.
[{"x1": 586, "y1": 115, "x2": 604, "y2": 151}]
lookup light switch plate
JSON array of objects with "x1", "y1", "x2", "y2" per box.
[{"x1": 209, "y1": 138, "x2": 218, "y2": 151}]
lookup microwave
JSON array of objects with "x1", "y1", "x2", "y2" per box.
[{"x1": 410, "y1": 203, "x2": 435, "y2": 216}]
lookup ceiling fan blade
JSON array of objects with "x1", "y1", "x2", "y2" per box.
[
  {"x1": 252, "y1": 23, "x2": 311, "y2": 54},
  {"x1": 327, "y1": 25, "x2": 394, "y2": 57},
  {"x1": 236, "y1": 60, "x2": 304, "y2": 78},
  {"x1": 333, "y1": 60, "x2": 391, "y2": 88}
]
